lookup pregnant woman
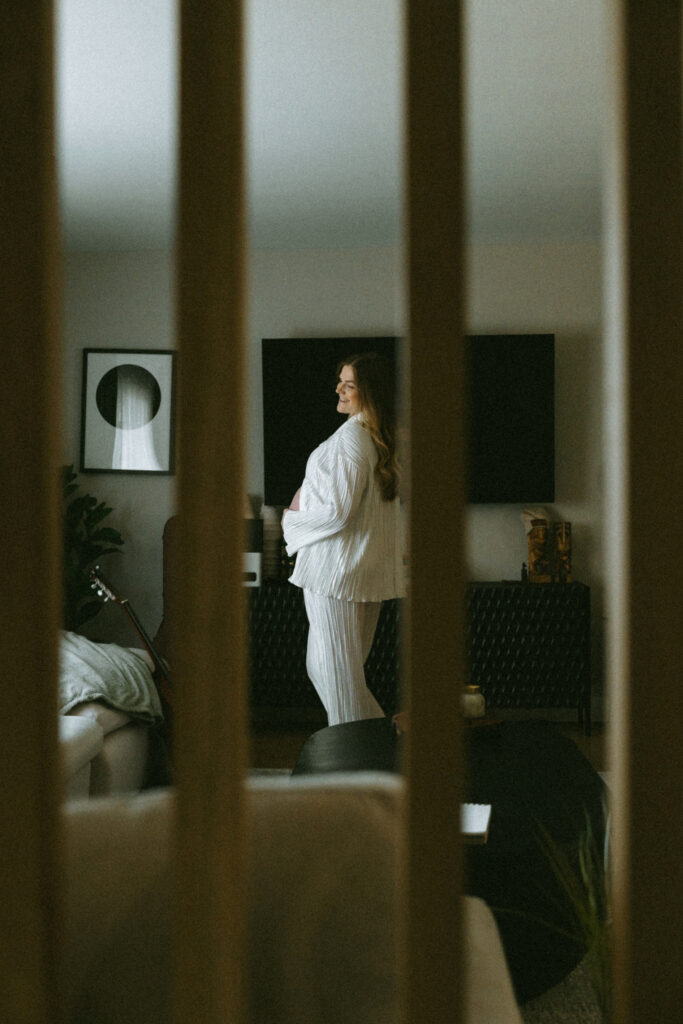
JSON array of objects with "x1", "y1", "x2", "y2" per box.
[{"x1": 281, "y1": 351, "x2": 405, "y2": 725}]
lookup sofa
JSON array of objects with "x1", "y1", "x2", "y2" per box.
[
  {"x1": 58, "y1": 630, "x2": 168, "y2": 798},
  {"x1": 59, "y1": 714, "x2": 104, "y2": 799},
  {"x1": 61, "y1": 773, "x2": 522, "y2": 1024}
]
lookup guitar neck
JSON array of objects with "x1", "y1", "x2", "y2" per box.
[
  {"x1": 119, "y1": 597, "x2": 172, "y2": 688},
  {"x1": 89, "y1": 566, "x2": 173, "y2": 703}
]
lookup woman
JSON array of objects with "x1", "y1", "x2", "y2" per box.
[{"x1": 281, "y1": 352, "x2": 405, "y2": 726}]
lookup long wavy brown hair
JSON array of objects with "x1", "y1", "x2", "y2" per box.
[{"x1": 337, "y1": 351, "x2": 399, "y2": 501}]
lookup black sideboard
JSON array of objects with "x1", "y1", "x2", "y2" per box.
[
  {"x1": 248, "y1": 581, "x2": 591, "y2": 733},
  {"x1": 465, "y1": 582, "x2": 591, "y2": 733}
]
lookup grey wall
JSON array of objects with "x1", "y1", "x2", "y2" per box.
[{"x1": 62, "y1": 252, "x2": 175, "y2": 645}]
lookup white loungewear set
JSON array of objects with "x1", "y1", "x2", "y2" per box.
[{"x1": 282, "y1": 414, "x2": 405, "y2": 726}]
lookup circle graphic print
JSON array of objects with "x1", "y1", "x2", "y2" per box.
[{"x1": 95, "y1": 364, "x2": 162, "y2": 429}]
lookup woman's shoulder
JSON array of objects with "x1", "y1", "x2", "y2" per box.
[{"x1": 337, "y1": 415, "x2": 376, "y2": 460}]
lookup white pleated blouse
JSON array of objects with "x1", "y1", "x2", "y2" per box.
[{"x1": 282, "y1": 414, "x2": 405, "y2": 603}]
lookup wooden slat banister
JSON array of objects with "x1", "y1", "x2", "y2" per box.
[{"x1": 0, "y1": 3, "x2": 63, "y2": 1022}]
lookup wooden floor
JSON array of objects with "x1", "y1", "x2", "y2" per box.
[
  {"x1": 249, "y1": 715, "x2": 608, "y2": 774},
  {"x1": 250, "y1": 725, "x2": 314, "y2": 771}
]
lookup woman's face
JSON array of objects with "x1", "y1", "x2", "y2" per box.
[{"x1": 336, "y1": 365, "x2": 361, "y2": 416}]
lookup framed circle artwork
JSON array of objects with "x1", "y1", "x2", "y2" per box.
[{"x1": 80, "y1": 348, "x2": 176, "y2": 474}]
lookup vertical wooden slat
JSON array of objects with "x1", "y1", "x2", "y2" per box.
[
  {"x1": 0, "y1": 2, "x2": 63, "y2": 1023},
  {"x1": 404, "y1": 2, "x2": 466, "y2": 1021},
  {"x1": 604, "y1": 2, "x2": 683, "y2": 1022},
  {"x1": 175, "y1": 2, "x2": 248, "y2": 1023}
]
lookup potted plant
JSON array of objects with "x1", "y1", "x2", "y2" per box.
[{"x1": 62, "y1": 464, "x2": 125, "y2": 631}]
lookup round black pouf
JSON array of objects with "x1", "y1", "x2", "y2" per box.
[
  {"x1": 463, "y1": 719, "x2": 606, "y2": 1002},
  {"x1": 291, "y1": 716, "x2": 399, "y2": 775}
]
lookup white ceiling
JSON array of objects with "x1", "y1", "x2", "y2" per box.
[{"x1": 56, "y1": 0, "x2": 606, "y2": 252}]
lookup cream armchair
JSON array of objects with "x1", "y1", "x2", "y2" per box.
[{"x1": 62, "y1": 774, "x2": 521, "y2": 1024}]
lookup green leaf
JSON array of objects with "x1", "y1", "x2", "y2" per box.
[
  {"x1": 61, "y1": 465, "x2": 125, "y2": 631},
  {"x1": 90, "y1": 526, "x2": 125, "y2": 545},
  {"x1": 88, "y1": 503, "x2": 114, "y2": 528}
]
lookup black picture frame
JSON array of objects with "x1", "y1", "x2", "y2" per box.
[{"x1": 80, "y1": 348, "x2": 176, "y2": 474}]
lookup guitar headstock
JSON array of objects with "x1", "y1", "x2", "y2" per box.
[{"x1": 89, "y1": 566, "x2": 125, "y2": 605}]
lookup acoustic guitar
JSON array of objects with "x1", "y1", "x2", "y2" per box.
[{"x1": 88, "y1": 566, "x2": 174, "y2": 737}]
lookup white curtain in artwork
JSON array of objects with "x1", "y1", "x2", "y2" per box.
[{"x1": 112, "y1": 366, "x2": 163, "y2": 470}]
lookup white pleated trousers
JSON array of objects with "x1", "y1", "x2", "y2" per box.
[{"x1": 303, "y1": 590, "x2": 384, "y2": 726}]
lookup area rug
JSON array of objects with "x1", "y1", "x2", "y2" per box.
[{"x1": 521, "y1": 953, "x2": 604, "y2": 1024}]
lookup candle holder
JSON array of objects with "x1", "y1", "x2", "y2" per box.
[
  {"x1": 462, "y1": 684, "x2": 486, "y2": 719},
  {"x1": 553, "y1": 521, "x2": 573, "y2": 582},
  {"x1": 527, "y1": 518, "x2": 552, "y2": 582}
]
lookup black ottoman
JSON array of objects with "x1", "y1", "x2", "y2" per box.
[
  {"x1": 463, "y1": 719, "x2": 606, "y2": 1001},
  {"x1": 292, "y1": 716, "x2": 398, "y2": 775}
]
